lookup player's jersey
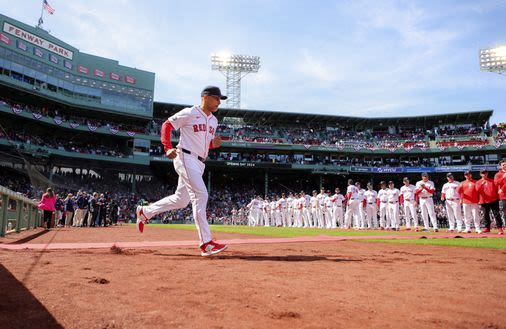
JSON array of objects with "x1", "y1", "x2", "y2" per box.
[
  {"x1": 279, "y1": 197, "x2": 287, "y2": 210},
  {"x1": 415, "y1": 180, "x2": 435, "y2": 198},
  {"x1": 387, "y1": 188, "x2": 400, "y2": 203},
  {"x1": 457, "y1": 180, "x2": 479, "y2": 204},
  {"x1": 168, "y1": 105, "x2": 217, "y2": 160},
  {"x1": 364, "y1": 190, "x2": 377, "y2": 204},
  {"x1": 317, "y1": 193, "x2": 326, "y2": 208},
  {"x1": 287, "y1": 197, "x2": 294, "y2": 209},
  {"x1": 300, "y1": 197, "x2": 308, "y2": 208},
  {"x1": 247, "y1": 199, "x2": 260, "y2": 209},
  {"x1": 310, "y1": 196, "x2": 318, "y2": 209},
  {"x1": 291, "y1": 198, "x2": 298, "y2": 210},
  {"x1": 346, "y1": 185, "x2": 359, "y2": 199},
  {"x1": 377, "y1": 189, "x2": 388, "y2": 203},
  {"x1": 442, "y1": 181, "x2": 461, "y2": 200},
  {"x1": 304, "y1": 194, "x2": 311, "y2": 207},
  {"x1": 357, "y1": 188, "x2": 365, "y2": 201},
  {"x1": 400, "y1": 184, "x2": 416, "y2": 202},
  {"x1": 263, "y1": 201, "x2": 270, "y2": 212},
  {"x1": 325, "y1": 196, "x2": 334, "y2": 208},
  {"x1": 270, "y1": 201, "x2": 276, "y2": 212},
  {"x1": 332, "y1": 194, "x2": 345, "y2": 207}
]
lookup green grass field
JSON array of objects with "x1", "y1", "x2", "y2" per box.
[
  {"x1": 145, "y1": 224, "x2": 506, "y2": 249},
  {"x1": 145, "y1": 224, "x2": 439, "y2": 237},
  {"x1": 360, "y1": 237, "x2": 506, "y2": 249}
]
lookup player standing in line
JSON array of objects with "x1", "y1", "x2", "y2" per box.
[
  {"x1": 376, "y1": 181, "x2": 389, "y2": 229},
  {"x1": 317, "y1": 188, "x2": 327, "y2": 228},
  {"x1": 291, "y1": 193, "x2": 300, "y2": 227},
  {"x1": 332, "y1": 187, "x2": 345, "y2": 228},
  {"x1": 231, "y1": 207, "x2": 238, "y2": 225},
  {"x1": 475, "y1": 169, "x2": 503, "y2": 234},
  {"x1": 310, "y1": 190, "x2": 319, "y2": 228},
  {"x1": 364, "y1": 183, "x2": 377, "y2": 229},
  {"x1": 263, "y1": 196, "x2": 271, "y2": 227},
  {"x1": 415, "y1": 172, "x2": 439, "y2": 232},
  {"x1": 269, "y1": 197, "x2": 277, "y2": 227},
  {"x1": 494, "y1": 159, "x2": 506, "y2": 235},
  {"x1": 355, "y1": 182, "x2": 366, "y2": 229},
  {"x1": 287, "y1": 192, "x2": 295, "y2": 227},
  {"x1": 324, "y1": 191, "x2": 334, "y2": 229},
  {"x1": 279, "y1": 193, "x2": 288, "y2": 227},
  {"x1": 246, "y1": 196, "x2": 259, "y2": 226},
  {"x1": 344, "y1": 179, "x2": 360, "y2": 229},
  {"x1": 135, "y1": 86, "x2": 227, "y2": 256},
  {"x1": 300, "y1": 191, "x2": 310, "y2": 228},
  {"x1": 386, "y1": 181, "x2": 401, "y2": 231},
  {"x1": 457, "y1": 171, "x2": 481, "y2": 234},
  {"x1": 400, "y1": 177, "x2": 418, "y2": 231},
  {"x1": 441, "y1": 173, "x2": 463, "y2": 232}
]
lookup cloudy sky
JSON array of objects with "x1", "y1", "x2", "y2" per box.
[{"x1": 2, "y1": 0, "x2": 506, "y2": 123}]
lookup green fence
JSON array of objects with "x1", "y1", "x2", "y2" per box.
[{"x1": 0, "y1": 185, "x2": 41, "y2": 237}]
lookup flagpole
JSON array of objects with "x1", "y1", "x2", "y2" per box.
[{"x1": 37, "y1": 0, "x2": 44, "y2": 28}]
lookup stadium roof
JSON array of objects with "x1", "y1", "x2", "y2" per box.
[{"x1": 154, "y1": 101, "x2": 493, "y2": 129}]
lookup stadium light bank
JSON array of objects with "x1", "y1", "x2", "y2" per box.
[
  {"x1": 211, "y1": 53, "x2": 260, "y2": 109},
  {"x1": 479, "y1": 45, "x2": 506, "y2": 74}
]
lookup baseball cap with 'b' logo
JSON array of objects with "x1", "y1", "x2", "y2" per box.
[{"x1": 201, "y1": 86, "x2": 228, "y2": 100}]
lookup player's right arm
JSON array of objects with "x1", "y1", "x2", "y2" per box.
[{"x1": 162, "y1": 108, "x2": 192, "y2": 160}]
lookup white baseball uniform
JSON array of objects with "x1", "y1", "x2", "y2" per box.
[
  {"x1": 356, "y1": 188, "x2": 366, "y2": 229},
  {"x1": 332, "y1": 193, "x2": 345, "y2": 228},
  {"x1": 400, "y1": 184, "x2": 418, "y2": 229},
  {"x1": 377, "y1": 188, "x2": 389, "y2": 228},
  {"x1": 142, "y1": 105, "x2": 217, "y2": 245},
  {"x1": 317, "y1": 193, "x2": 327, "y2": 228},
  {"x1": 364, "y1": 189, "x2": 378, "y2": 228},
  {"x1": 344, "y1": 185, "x2": 360, "y2": 229},
  {"x1": 442, "y1": 181, "x2": 463, "y2": 231},
  {"x1": 301, "y1": 196, "x2": 310, "y2": 228},
  {"x1": 415, "y1": 180, "x2": 438, "y2": 230},
  {"x1": 386, "y1": 188, "x2": 400, "y2": 229},
  {"x1": 310, "y1": 196, "x2": 318, "y2": 228}
]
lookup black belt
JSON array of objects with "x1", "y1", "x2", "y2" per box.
[{"x1": 181, "y1": 148, "x2": 205, "y2": 162}]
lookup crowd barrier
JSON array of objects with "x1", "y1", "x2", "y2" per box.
[{"x1": 0, "y1": 185, "x2": 41, "y2": 237}]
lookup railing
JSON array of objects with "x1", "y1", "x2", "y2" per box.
[{"x1": 0, "y1": 185, "x2": 41, "y2": 237}]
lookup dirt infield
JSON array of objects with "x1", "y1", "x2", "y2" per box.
[{"x1": 1, "y1": 226, "x2": 506, "y2": 329}]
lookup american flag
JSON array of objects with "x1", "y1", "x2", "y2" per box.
[{"x1": 43, "y1": 0, "x2": 55, "y2": 14}]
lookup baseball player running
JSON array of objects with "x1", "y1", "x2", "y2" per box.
[
  {"x1": 441, "y1": 173, "x2": 463, "y2": 232},
  {"x1": 135, "y1": 86, "x2": 228, "y2": 256},
  {"x1": 400, "y1": 177, "x2": 418, "y2": 231},
  {"x1": 415, "y1": 172, "x2": 439, "y2": 232}
]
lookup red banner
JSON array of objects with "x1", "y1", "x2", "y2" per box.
[
  {"x1": 125, "y1": 75, "x2": 136, "y2": 84},
  {"x1": 77, "y1": 65, "x2": 89, "y2": 74},
  {"x1": 0, "y1": 33, "x2": 11, "y2": 45},
  {"x1": 94, "y1": 69, "x2": 105, "y2": 78},
  {"x1": 110, "y1": 72, "x2": 120, "y2": 81}
]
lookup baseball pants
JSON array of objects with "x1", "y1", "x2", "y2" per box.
[
  {"x1": 344, "y1": 200, "x2": 360, "y2": 228},
  {"x1": 379, "y1": 203, "x2": 388, "y2": 228},
  {"x1": 310, "y1": 208, "x2": 318, "y2": 228},
  {"x1": 445, "y1": 200, "x2": 463, "y2": 231},
  {"x1": 462, "y1": 203, "x2": 481, "y2": 232},
  {"x1": 332, "y1": 206, "x2": 343, "y2": 228},
  {"x1": 419, "y1": 198, "x2": 438, "y2": 230},
  {"x1": 365, "y1": 204, "x2": 377, "y2": 228},
  {"x1": 387, "y1": 203, "x2": 400, "y2": 229},
  {"x1": 302, "y1": 208, "x2": 311, "y2": 228},
  {"x1": 403, "y1": 201, "x2": 418, "y2": 229},
  {"x1": 142, "y1": 153, "x2": 211, "y2": 245}
]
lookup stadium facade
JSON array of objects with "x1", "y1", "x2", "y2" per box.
[{"x1": 1, "y1": 14, "x2": 505, "y2": 197}]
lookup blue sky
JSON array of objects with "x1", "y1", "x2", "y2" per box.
[{"x1": 2, "y1": 0, "x2": 506, "y2": 123}]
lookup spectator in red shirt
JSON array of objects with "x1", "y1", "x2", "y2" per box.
[
  {"x1": 475, "y1": 170, "x2": 503, "y2": 234},
  {"x1": 457, "y1": 171, "x2": 481, "y2": 233},
  {"x1": 494, "y1": 159, "x2": 506, "y2": 234}
]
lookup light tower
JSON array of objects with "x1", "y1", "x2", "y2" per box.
[
  {"x1": 479, "y1": 45, "x2": 506, "y2": 74},
  {"x1": 211, "y1": 53, "x2": 260, "y2": 109}
]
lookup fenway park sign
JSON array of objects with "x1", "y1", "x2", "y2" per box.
[{"x1": 3, "y1": 22, "x2": 74, "y2": 60}]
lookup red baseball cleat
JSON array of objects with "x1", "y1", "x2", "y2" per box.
[
  {"x1": 136, "y1": 206, "x2": 149, "y2": 233},
  {"x1": 498, "y1": 228, "x2": 504, "y2": 235},
  {"x1": 200, "y1": 240, "x2": 228, "y2": 257},
  {"x1": 481, "y1": 228, "x2": 491, "y2": 234}
]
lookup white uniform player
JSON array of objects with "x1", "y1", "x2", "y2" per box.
[
  {"x1": 441, "y1": 173, "x2": 463, "y2": 232},
  {"x1": 331, "y1": 188, "x2": 345, "y2": 228},
  {"x1": 310, "y1": 191, "x2": 319, "y2": 228},
  {"x1": 279, "y1": 194, "x2": 288, "y2": 227},
  {"x1": 415, "y1": 173, "x2": 439, "y2": 232},
  {"x1": 355, "y1": 183, "x2": 366, "y2": 229},
  {"x1": 231, "y1": 207, "x2": 238, "y2": 225},
  {"x1": 400, "y1": 178, "x2": 418, "y2": 231},
  {"x1": 363, "y1": 184, "x2": 378, "y2": 229},
  {"x1": 300, "y1": 192, "x2": 311, "y2": 228},
  {"x1": 136, "y1": 86, "x2": 228, "y2": 256},
  {"x1": 247, "y1": 197, "x2": 261, "y2": 226},
  {"x1": 317, "y1": 188, "x2": 327, "y2": 228},
  {"x1": 386, "y1": 181, "x2": 401, "y2": 230},
  {"x1": 263, "y1": 198, "x2": 271, "y2": 227},
  {"x1": 270, "y1": 199, "x2": 277, "y2": 227},
  {"x1": 292, "y1": 194, "x2": 302, "y2": 228},
  {"x1": 344, "y1": 180, "x2": 360, "y2": 229},
  {"x1": 377, "y1": 182, "x2": 389, "y2": 229},
  {"x1": 287, "y1": 193, "x2": 294, "y2": 227},
  {"x1": 324, "y1": 193, "x2": 334, "y2": 229},
  {"x1": 275, "y1": 196, "x2": 283, "y2": 227}
]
